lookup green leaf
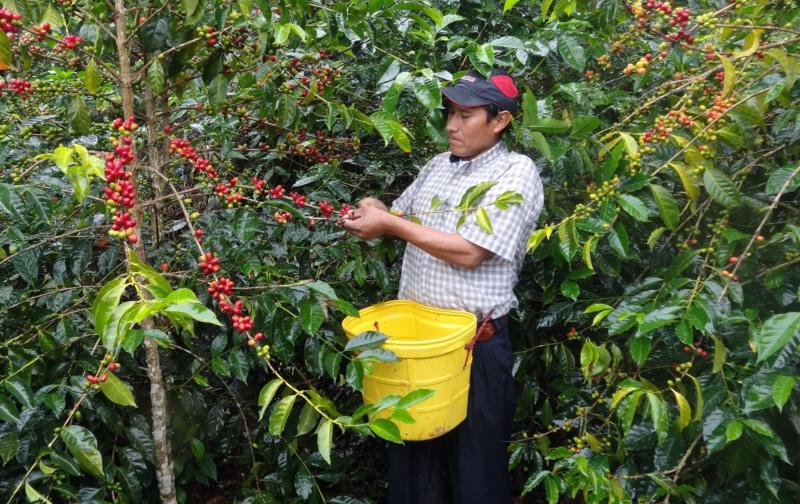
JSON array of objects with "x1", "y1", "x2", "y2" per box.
[
  {"x1": 526, "y1": 226, "x2": 553, "y2": 253},
  {"x1": 190, "y1": 438, "x2": 205, "y2": 460},
  {"x1": 544, "y1": 475, "x2": 560, "y2": 504},
  {"x1": 670, "y1": 162, "x2": 701, "y2": 200},
  {"x1": 521, "y1": 470, "x2": 549, "y2": 496},
  {"x1": 68, "y1": 96, "x2": 91, "y2": 135},
  {"x1": 366, "y1": 109, "x2": 411, "y2": 152},
  {"x1": 229, "y1": 350, "x2": 249, "y2": 383},
  {"x1": 356, "y1": 348, "x2": 398, "y2": 363},
  {"x1": 0, "y1": 431, "x2": 19, "y2": 466},
  {"x1": 139, "y1": 16, "x2": 169, "y2": 52},
  {"x1": 147, "y1": 60, "x2": 165, "y2": 94},
  {"x1": 101, "y1": 301, "x2": 139, "y2": 353},
  {"x1": 616, "y1": 194, "x2": 650, "y2": 222},
  {"x1": 527, "y1": 131, "x2": 552, "y2": 160},
  {"x1": 646, "y1": 393, "x2": 669, "y2": 443},
  {"x1": 765, "y1": 164, "x2": 800, "y2": 195},
  {"x1": 25, "y1": 483, "x2": 53, "y2": 504},
  {"x1": 649, "y1": 184, "x2": 679, "y2": 231},
  {"x1": 60, "y1": 426, "x2": 104, "y2": 477},
  {"x1": 457, "y1": 181, "x2": 497, "y2": 210},
  {"x1": 164, "y1": 303, "x2": 222, "y2": 326},
  {"x1": 307, "y1": 281, "x2": 338, "y2": 299},
  {"x1": 296, "y1": 402, "x2": 318, "y2": 436},
  {"x1": 503, "y1": 0, "x2": 521, "y2": 13},
  {"x1": 345, "y1": 331, "x2": 389, "y2": 352},
  {"x1": 469, "y1": 43, "x2": 495, "y2": 77},
  {"x1": 718, "y1": 54, "x2": 736, "y2": 97},
  {"x1": 616, "y1": 390, "x2": 644, "y2": 433},
  {"x1": 528, "y1": 117, "x2": 570, "y2": 133},
  {"x1": 0, "y1": 394, "x2": 20, "y2": 424},
  {"x1": 637, "y1": 307, "x2": 680, "y2": 336},
  {"x1": 703, "y1": 168, "x2": 742, "y2": 207},
  {"x1": 258, "y1": 379, "x2": 283, "y2": 421},
  {"x1": 412, "y1": 79, "x2": 441, "y2": 110},
  {"x1": 269, "y1": 394, "x2": 297, "y2": 436},
  {"x1": 557, "y1": 36, "x2": 586, "y2": 72},
  {"x1": 207, "y1": 74, "x2": 228, "y2": 111},
  {"x1": 84, "y1": 59, "x2": 101, "y2": 95},
  {"x1": 629, "y1": 337, "x2": 651, "y2": 366},
  {"x1": 772, "y1": 376, "x2": 795, "y2": 411},
  {"x1": 711, "y1": 335, "x2": 726, "y2": 373},
  {"x1": 648, "y1": 227, "x2": 667, "y2": 250},
  {"x1": 99, "y1": 372, "x2": 137, "y2": 407},
  {"x1": 560, "y1": 280, "x2": 579, "y2": 301},
  {"x1": 754, "y1": 312, "x2": 800, "y2": 363},
  {"x1": 0, "y1": 31, "x2": 12, "y2": 70},
  {"x1": 369, "y1": 418, "x2": 402, "y2": 443},
  {"x1": 726, "y1": 420, "x2": 743, "y2": 442},
  {"x1": 92, "y1": 277, "x2": 129, "y2": 331},
  {"x1": 299, "y1": 297, "x2": 324, "y2": 335},
  {"x1": 396, "y1": 388, "x2": 436, "y2": 410},
  {"x1": 522, "y1": 89, "x2": 538, "y2": 127},
  {"x1": 671, "y1": 388, "x2": 691, "y2": 431},
  {"x1": 317, "y1": 419, "x2": 333, "y2": 463},
  {"x1": 475, "y1": 207, "x2": 493, "y2": 234}
]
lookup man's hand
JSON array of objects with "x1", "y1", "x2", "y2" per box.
[
  {"x1": 357, "y1": 197, "x2": 389, "y2": 212},
  {"x1": 340, "y1": 204, "x2": 392, "y2": 240}
]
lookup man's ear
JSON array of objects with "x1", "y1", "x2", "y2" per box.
[{"x1": 492, "y1": 110, "x2": 512, "y2": 134}]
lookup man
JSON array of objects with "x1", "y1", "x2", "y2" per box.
[{"x1": 341, "y1": 68, "x2": 544, "y2": 504}]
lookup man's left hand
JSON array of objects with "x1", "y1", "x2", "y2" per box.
[{"x1": 340, "y1": 204, "x2": 392, "y2": 240}]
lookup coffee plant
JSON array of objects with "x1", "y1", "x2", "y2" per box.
[{"x1": 1, "y1": 0, "x2": 799, "y2": 502}]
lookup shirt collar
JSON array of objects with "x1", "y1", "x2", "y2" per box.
[{"x1": 449, "y1": 141, "x2": 508, "y2": 171}]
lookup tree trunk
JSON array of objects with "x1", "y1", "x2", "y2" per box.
[{"x1": 114, "y1": 1, "x2": 177, "y2": 502}]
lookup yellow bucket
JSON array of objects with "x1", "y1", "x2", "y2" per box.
[{"x1": 342, "y1": 300, "x2": 477, "y2": 440}]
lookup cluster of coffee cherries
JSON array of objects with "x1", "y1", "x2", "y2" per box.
[
  {"x1": 84, "y1": 355, "x2": 122, "y2": 389},
  {"x1": 198, "y1": 252, "x2": 221, "y2": 275},
  {"x1": 31, "y1": 22, "x2": 50, "y2": 41},
  {"x1": 682, "y1": 341, "x2": 709, "y2": 358},
  {"x1": 55, "y1": 34, "x2": 82, "y2": 52},
  {"x1": 587, "y1": 177, "x2": 622, "y2": 202},
  {"x1": 277, "y1": 128, "x2": 359, "y2": 165},
  {"x1": 0, "y1": 8, "x2": 21, "y2": 34},
  {"x1": 207, "y1": 277, "x2": 234, "y2": 300},
  {"x1": 195, "y1": 25, "x2": 218, "y2": 46},
  {"x1": 214, "y1": 178, "x2": 245, "y2": 207},
  {"x1": 700, "y1": 93, "x2": 734, "y2": 124},
  {"x1": 667, "y1": 361, "x2": 693, "y2": 387},
  {"x1": 104, "y1": 118, "x2": 139, "y2": 243},
  {"x1": 170, "y1": 138, "x2": 220, "y2": 179},
  {"x1": 566, "y1": 327, "x2": 580, "y2": 340},
  {"x1": 640, "y1": 107, "x2": 696, "y2": 149},
  {"x1": 0, "y1": 78, "x2": 34, "y2": 100},
  {"x1": 623, "y1": 54, "x2": 652, "y2": 75}
]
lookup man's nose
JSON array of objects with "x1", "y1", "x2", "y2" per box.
[{"x1": 446, "y1": 115, "x2": 459, "y2": 133}]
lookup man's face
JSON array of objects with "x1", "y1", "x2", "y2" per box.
[{"x1": 446, "y1": 103, "x2": 508, "y2": 160}]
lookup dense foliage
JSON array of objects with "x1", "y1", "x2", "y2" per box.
[{"x1": 1, "y1": 0, "x2": 799, "y2": 502}]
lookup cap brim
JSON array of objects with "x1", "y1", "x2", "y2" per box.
[{"x1": 441, "y1": 87, "x2": 491, "y2": 108}]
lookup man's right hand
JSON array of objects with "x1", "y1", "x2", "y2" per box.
[{"x1": 357, "y1": 197, "x2": 389, "y2": 212}]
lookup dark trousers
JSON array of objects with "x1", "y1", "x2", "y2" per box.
[{"x1": 387, "y1": 317, "x2": 516, "y2": 504}]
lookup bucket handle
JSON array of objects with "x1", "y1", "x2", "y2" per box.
[{"x1": 463, "y1": 309, "x2": 494, "y2": 369}]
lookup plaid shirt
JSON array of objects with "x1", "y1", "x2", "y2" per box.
[{"x1": 391, "y1": 141, "x2": 544, "y2": 319}]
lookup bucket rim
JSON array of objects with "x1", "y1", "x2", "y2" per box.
[{"x1": 342, "y1": 299, "x2": 477, "y2": 349}]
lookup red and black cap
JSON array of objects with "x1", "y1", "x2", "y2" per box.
[{"x1": 441, "y1": 68, "x2": 520, "y2": 115}]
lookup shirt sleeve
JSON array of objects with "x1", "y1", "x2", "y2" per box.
[
  {"x1": 457, "y1": 159, "x2": 544, "y2": 262},
  {"x1": 390, "y1": 159, "x2": 436, "y2": 216}
]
